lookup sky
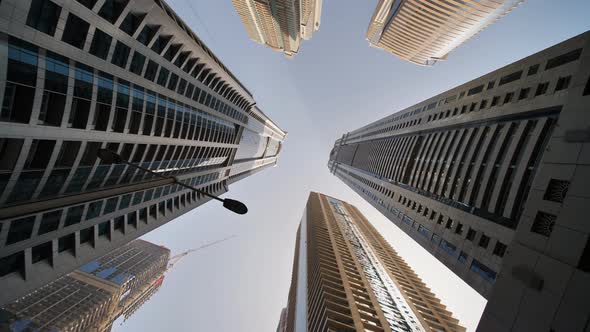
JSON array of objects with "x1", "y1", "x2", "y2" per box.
[{"x1": 113, "y1": 1, "x2": 590, "y2": 331}]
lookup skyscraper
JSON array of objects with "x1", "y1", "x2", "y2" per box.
[
  {"x1": 0, "y1": 0, "x2": 285, "y2": 305},
  {"x1": 1, "y1": 240, "x2": 170, "y2": 332},
  {"x1": 366, "y1": 0, "x2": 525, "y2": 66},
  {"x1": 329, "y1": 31, "x2": 590, "y2": 329},
  {"x1": 283, "y1": 192, "x2": 464, "y2": 331},
  {"x1": 232, "y1": 0, "x2": 322, "y2": 58}
]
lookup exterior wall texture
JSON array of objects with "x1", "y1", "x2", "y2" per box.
[
  {"x1": 329, "y1": 31, "x2": 590, "y2": 300},
  {"x1": 232, "y1": 0, "x2": 322, "y2": 57},
  {"x1": 367, "y1": 0, "x2": 525, "y2": 66},
  {"x1": 0, "y1": 0, "x2": 286, "y2": 305},
  {"x1": 283, "y1": 192, "x2": 464, "y2": 331}
]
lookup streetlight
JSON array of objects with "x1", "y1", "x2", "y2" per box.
[{"x1": 96, "y1": 149, "x2": 248, "y2": 215}]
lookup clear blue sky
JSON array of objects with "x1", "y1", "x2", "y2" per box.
[{"x1": 113, "y1": 1, "x2": 590, "y2": 331}]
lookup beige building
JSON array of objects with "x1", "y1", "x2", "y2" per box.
[
  {"x1": 282, "y1": 192, "x2": 464, "y2": 331},
  {"x1": 367, "y1": 0, "x2": 525, "y2": 66},
  {"x1": 232, "y1": 0, "x2": 322, "y2": 58}
]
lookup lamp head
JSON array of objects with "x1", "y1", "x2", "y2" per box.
[{"x1": 223, "y1": 199, "x2": 248, "y2": 215}]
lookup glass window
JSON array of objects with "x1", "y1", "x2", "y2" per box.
[
  {"x1": 116, "y1": 80, "x2": 130, "y2": 107},
  {"x1": 144, "y1": 60, "x2": 158, "y2": 81},
  {"x1": 137, "y1": 24, "x2": 158, "y2": 46},
  {"x1": 76, "y1": 0, "x2": 98, "y2": 9},
  {"x1": 470, "y1": 259, "x2": 497, "y2": 283},
  {"x1": 167, "y1": 73, "x2": 178, "y2": 91},
  {"x1": 97, "y1": 72, "x2": 114, "y2": 104},
  {"x1": 55, "y1": 141, "x2": 81, "y2": 167},
  {"x1": 0, "y1": 138, "x2": 24, "y2": 172},
  {"x1": 62, "y1": 13, "x2": 90, "y2": 49},
  {"x1": 79, "y1": 142, "x2": 101, "y2": 166},
  {"x1": 119, "y1": 12, "x2": 144, "y2": 36},
  {"x1": 111, "y1": 41, "x2": 131, "y2": 68},
  {"x1": 39, "y1": 169, "x2": 69, "y2": 197},
  {"x1": 58, "y1": 233, "x2": 75, "y2": 253},
  {"x1": 104, "y1": 197, "x2": 119, "y2": 214},
  {"x1": 64, "y1": 205, "x2": 84, "y2": 226},
  {"x1": 163, "y1": 43, "x2": 181, "y2": 62},
  {"x1": 74, "y1": 63, "x2": 94, "y2": 99},
  {"x1": 119, "y1": 194, "x2": 132, "y2": 209},
  {"x1": 68, "y1": 98, "x2": 91, "y2": 129},
  {"x1": 38, "y1": 210, "x2": 62, "y2": 235},
  {"x1": 151, "y1": 35, "x2": 171, "y2": 54},
  {"x1": 26, "y1": 0, "x2": 62, "y2": 36},
  {"x1": 157, "y1": 67, "x2": 169, "y2": 87},
  {"x1": 98, "y1": 0, "x2": 129, "y2": 24},
  {"x1": 129, "y1": 51, "x2": 146, "y2": 75},
  {"x1": 24, "y1": 140, "x2": 55, "y2": 169},
  {"x1": 98, "y1": 221, "x2": 110, "y2": 237},
  {"x1": 86, "y1": 200, "x2": 103, "y2": 220},
  {"x1": 89, "y1": 29, "x2": 113, "y2": 60},
  {"x1": 458, "y1": 251, "x2": 468, "y2": 264},
  {"x1": 39, "y1": 90, "x2": 66, "y2": 126},
  {"x1": 6, "y1": 216, "x2": 36, "y2": 245},
  {"x1": 6, "y1": 37, "x2": 38, "y2": 86}
]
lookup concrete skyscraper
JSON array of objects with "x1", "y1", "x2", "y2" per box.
[
  {"x1": 232, "y1": 0, "x2": 322, "y2": 58},
  {"x1": 282, "y1": 192, "x2": 464, "y2": 331},
  {"x1": 0, "y1": 0, "x2": 286, "y2": 305},
  {"x1": 330, "y1": 32, "x2": 590, "y2": 331},
  {"x1": 1, "y1": 240, "x2": 170, "y2": 332},
  {"x1": 366, "y1": 0, "x2": 525, "y2": 66}
]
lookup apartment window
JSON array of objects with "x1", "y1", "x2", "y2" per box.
[
  {"x1": 119, "y1": 11, "x2": 144, "y2": 36},
  {"x1": 58, "y1": 233, "x2": 75, "y2": 253},
  {"x1": 455, "y1": 223, "x2": 464, "y2": 235},
  {"x1": 487, "y1": 80, "x2": 495, "y2": 90},
  {"x1": 531, "y1": 211, "x2": 556, "y2": 237},
  {"x1": 503, "y1": 92, "x2": 514, "y2": 104},
  {"x1": 111, "y1": 41, "x2": 131, "y2": 68},
  {"x1": 0, "y1": 252, "x2": 24, "y2": 277},
  {"x1": 6, "y1": 216, "x2": 36, "y2": 245},
  {"x1": 555, "y1": 76, "x2": 572, "y2": 92},
  {"x1": 527, "y1": 64, "x2": 539, "y2": 76},
  {"x1": 545, "y1": 48, "x2": 582, "y2": 70},
  {"x1": 151, "y1": 35, "x2": 171, "y2": 54},
  {"x1": 137, "y1": 24, "x2": 158, "y2": 46},
  {"x1": 62, "y1": 14, "x2": 90, "y2": 49},
  {"x1": 467, "y1": 84, "x2": 484, "y2": 96},
  {"x1": 493, "y1": 241, "x2": 507, "y2": 257},
  {"x1": 98, "y1": 0, "x2": 129, "y2": 24},
  {"x1": 479, "y1": 99, "x2": 488, "y2": 110},
  {"x1": 32, "y1": 241, "x2": 52, "y2": 264},
  {"x1": 535, "y1": 82, "x2": 549, "y2": 96},
  {"x1": 26, "y1": 0, "x2": 62, "y2": 36},
  {"x1": 499, "y1": 70, "x2": 523, "y2": 86},
  {"x1": 466, "y1": 228, "x2": 476, "y2": 241},
  {"x1": 445, "y1": 218, "x2": 454, "y2": 229},
  {"x1": 76, "y1": 0, "x2": 98, "y2": 9},
  {"x1": 437, "y1": 214, "x2": 444, "y2": 225},
  {"x1": 490, "y1": 96, "x2": 500, "y2": 107},
  {"x1": 89, "y1": 29, "x2": 113, "y2": 60},
  {"x1": 518, "y1": 88, "x2": 530, "y2": 100},
  {"x1": 478, "y1": 234, "x2": 490, "y2": 248},
  {"x1": 129, "y1": 51, "x2": 146, "y2": 75}
]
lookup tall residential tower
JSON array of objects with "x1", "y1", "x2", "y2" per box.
[
  {"x1": 0, "y1": 0, "x2": 285, "y2": 305},
  {"x1": 283, "y1": 192, "x2": 464, "y2": 331},
  {"x1": 232, "y1": 0, "x2": 322, "y2": 58},
  {"x1": 367, "y1": 0, "x2": 525, "y2": 65},
  {"x1": 330, "y1": 32, "x2": 590, "y2": 331}
]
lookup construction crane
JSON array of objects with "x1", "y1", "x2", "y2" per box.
[{"x1": 166, "y1": 235, "x2": 237, "y2": 271}]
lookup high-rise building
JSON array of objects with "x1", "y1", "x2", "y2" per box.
[
  {"x1": 282, "y1": 192, "x2": 464, "y2": 331},
  {"x1": 329, "y1": 31, "x2": 590, "y2": 330},
  {"x1": 232, "y1": 0, "x2": 322, "y2": 58},
  {"x1": 1, "y1": 240, "x2": 170, "y2": 332},
  {"x1": 276, "y1": 307, "x2": 287, "y2": 332},
  {"x1": 366, "y1": 0, "x2": 525, "y2": 66},
  {"x1": 0, "y1": 0, "x2": 286, "y2": 305}
]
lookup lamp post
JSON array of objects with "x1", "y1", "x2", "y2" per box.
[{"x1": 96, "y1": 149, "x2": 248, "y2": 215}]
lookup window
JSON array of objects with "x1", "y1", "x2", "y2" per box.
[
  {"x1": 0, "y1": 139, "x2": 24, "y2": 172},
  {"x1": 527, "y1": 64, "x2": 539, "y2": 76},
  {"x1": 26, "y1": 0, "x2": 62, "y2": 36},
  {"x1": 32, "y1": 241, "x2": 52, "y2": 263},
  {"x1": 80, "y1": 227, "x2": 94, "y2": 245},
  {"x1": 0, "y1": 251, "x2": 24, "y2": 277},
  {"x1": 478, "y1": 233, "x2": 490, "y2": 248},
  {"x1": 98, "y1": 221, "x2": 110, "y2": 238},
  {"x1": 62, "y1": 14, "x2": 90, "y2": 49},
  {"x1": 458, "y1": 251, "x2": 468, "y2": 264},
  {"x1": 445, "y1": 218, "x2": 454, "y2": 229},
  {"x1": 531, "y1": 211, "x2": 556, "y2": 237},
  {"x1": 490, "y1": 96, "x2": 500, "y2": 107},
  {"x1": 499, "y1": 70, "x2": 523, "y2": 86},
  {"x1": 114, "y1": 216, "x2": 124, "y2": 232},
  {"x1": 6, "y1": 216, "x2": 36, "y2": 245},
  {"x1": 439, "y1": 239, "x2": 457, "y2": 256},
  {"x1": 76, "y1": 0, "x2": 98, "y2": 9},
  {"x1": 144, "y1": 60, "x2": 158, "y2": 81},
  {"x1": 119, "y1": 194, "x2": 132, "y2": 209},
  {"x1": 137, "y1": 24, "x2": 158, "y2": 46},
  {"x1": 466, "y1": 228, "x2": 476, "y2": 241},
  {"x1": 535, "y1": 82, "x2": 549, "y2": 96},
  {"x1": 86, "y1": 201, "x2": 103, "y2": 220},
  {"x1": 545, "y1": 48, "x2": 582, "y2": 70},
  {"x1": 90, "y1": 29, "x2": 113, "y2": 60},
  {"x1": 120, "y1": 11, "x2": 144, "y2": 36},
  {"x1": 555, "y1": 76, "x2": 572, "y2": 92},
  {"x1": 74, "y1": 63, "x2": 94, "y2": 99},
  {"x1": 167, "y1": 73, "x2": 178, "y2": 90},
  {"x1": 518, "y1": 88, "x2": 530, "y2": 100},
  {"x1": 151, "y1": 35, "x2": 171, "y2": 54},
  {"x1": 164, "y1": 43, "x2": 181, "y2": 62},
  {"x1": 467, "y1": 84, "x2": 484, "y2": 96},
  {"x1": 493, "y1": 241, "x2": 507, "y2": 257},
  {"x1": 111, "y1": 41, "x2": 131, "y2": 68},
  {"x1": 38, "y1": 210, "x2": 62, "y2": 234},
  {"x1": 98, "y1": 0, "x2": 129, "y2": 24},
  {"x1": 487, "y1": 80, "x2": 495, "y2": 90},
  {"x1": 479, "y1": 99, "x2": 488, "y2": 110},
  {"x1": 64, "y1": 205, "x2": 84, "y2": 226},
  {"x1": 24, "y1": 140, "x2": 55, "y2": 169},
  {"x1": 58, "y1": 233, "x2": 75, "y2": 253},
  {"x1": 503, "y1": 92, "x2": 514, "y2": 104},
  {"x1": 455, "y1": 223, "x2": 464, "y2": 235},
  {"x1": 470, "y1": 259, "x2": 497, "y2": 283},
  {"x1": 129, "y1": 51, "x2": 146, "y2": 75},
  {"x1": 157, "y1": 67, "x2": 170, "y2": 86}
]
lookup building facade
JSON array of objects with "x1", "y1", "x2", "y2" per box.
[
  {"x1": 366, "y1": 0, "x2": 525, "y2": 66},
  {"x1": 232, "y1": 0, "x2": 322, "y2": 58},
  {"x1": 283, "y1": 192, "x2": 464, "y2": 331},
  {"x1": 0, "y1": 0, "x2": 286, "y2": 305},
  {"x1": 329, "y1": 30, "x2": 590, "y2": 315},
  {"x1": 1, "y1": 239, "x2": 170, "y2": 332}
]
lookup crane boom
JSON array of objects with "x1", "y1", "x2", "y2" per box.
[{"x1": 166, "y1": 235, "x2": 236, "y2": 270}]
